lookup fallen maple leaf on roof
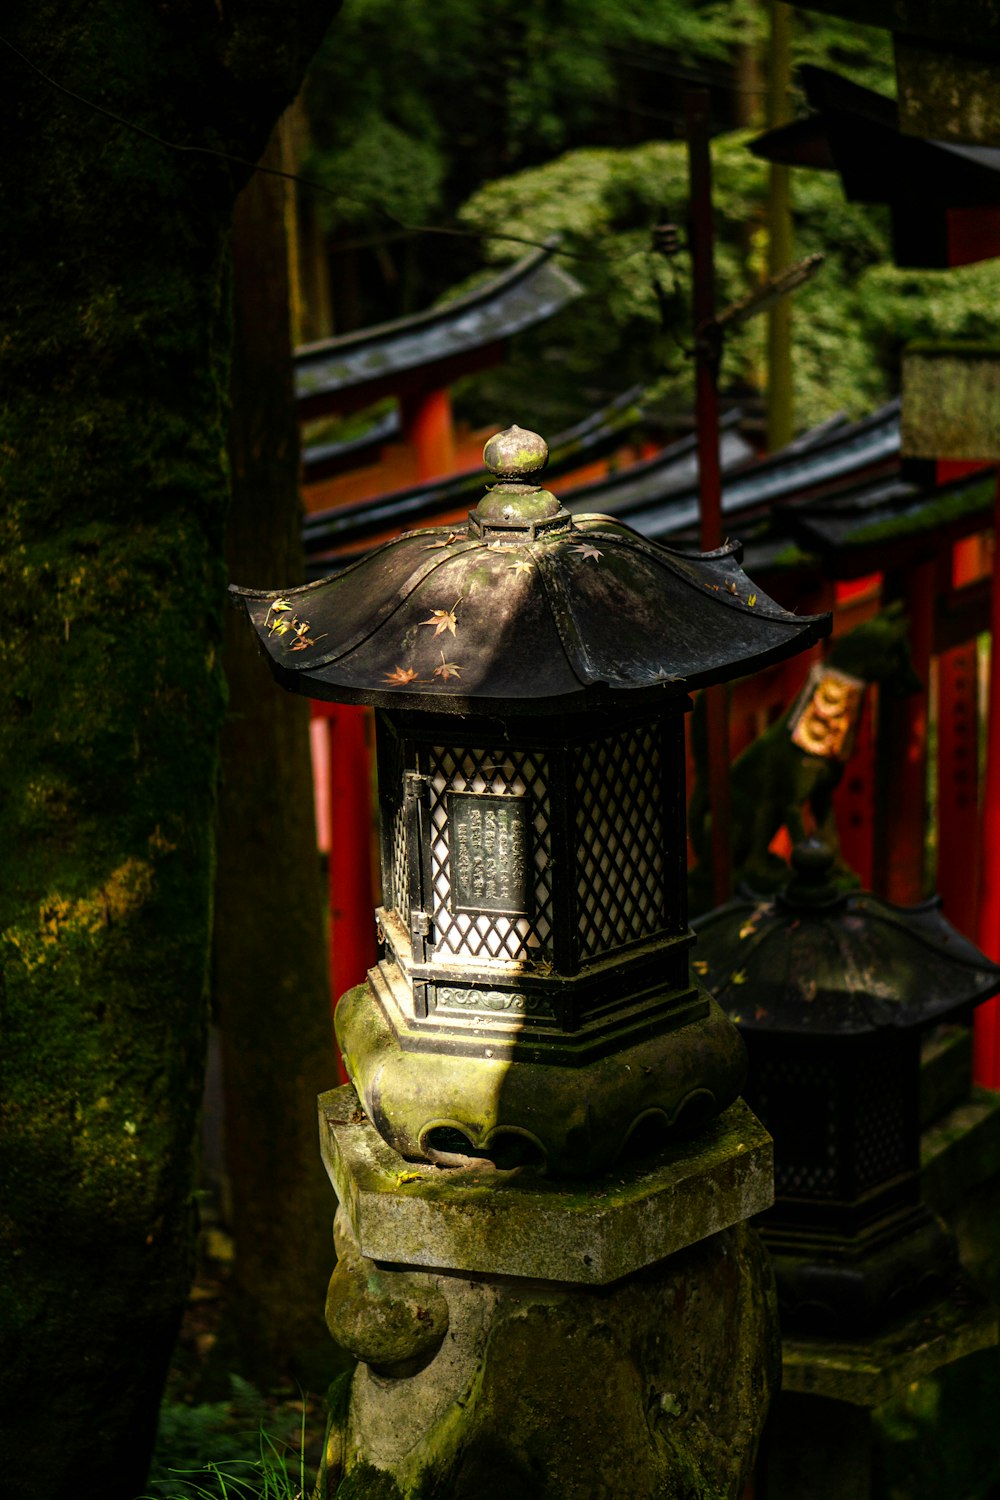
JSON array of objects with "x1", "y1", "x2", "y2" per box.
[
  {"x1": 433, "y1": 652, "x2": 462, "y2": 682},
  {"x1": 420, "y1": 605, "x2": 459, "y2": 637}
]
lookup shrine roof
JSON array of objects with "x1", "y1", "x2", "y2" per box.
[
  {"x1": 751, "y1": 66, "x2": 1000, "y2": 208},
  {"x1": 294, "y1": 243, "x2": 581, "y2": 417}
]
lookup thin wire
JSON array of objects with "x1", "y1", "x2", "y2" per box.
[{"x1": 0, "y1": 32, "x2": 651, "y2": 266}]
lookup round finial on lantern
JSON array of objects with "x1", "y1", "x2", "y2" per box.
[
  {"x1": 483, "y1": 425, "x2": 549, "y2": 481},
  {"x1": 781, "y1": 838, "x2": 840, "y2": 910}
]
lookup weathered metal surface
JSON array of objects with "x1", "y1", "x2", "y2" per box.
[
  {"x1": 694, "y1": 840, "x2": 1000, "y2": 1334},
  {"x1": 234, "y1": 437, "x2": 829, "y2": 718},
  {"x1": 693, "y1": 841, "x2": 1000, "y2": 1036},
  {"x1": 303, "y1": 408, "x2": 754, "y2": 564}
]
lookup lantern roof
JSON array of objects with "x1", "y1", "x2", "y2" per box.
[
  {"x1": 233, "y1": 426, "x2": 829, "y2": 717},
  {"x1": 693, "y1": 841, "x2": 1000, "y2": 1035}
]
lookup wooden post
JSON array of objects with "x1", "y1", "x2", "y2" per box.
[
  {"x1": 687, "y1": 87, "x2": 732, "y2": 910},
  {"x1": 832, "y1": 694, "x2": 877, "y2": 891},
  {"x1": 765, "y1": 1, "x2": 794, "y2": 453},
  {"x1": 313, "y1": 701, "x2": 378, "y2": 1083},
  {"x1": 936, "y1": 642, "x2": 980, "y2": 937},
  {"x1": 408, "y1": 387, "x2": 457, "y2": 482},
  {"x1": 975, "y1": 478, "x2": 1000, "y2": 1087},
  {"x1": 874, "y1": 562, "x2": 934, "y2": 905}
]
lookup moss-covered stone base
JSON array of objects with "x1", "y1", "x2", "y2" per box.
[{"x1": 321, "y1": 1214, "x2": 779, "y2": 1500}]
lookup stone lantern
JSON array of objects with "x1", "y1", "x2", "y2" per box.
[
  {"x1": 235, "y1": 426, "x2": 828, "y2": 1176},
  {"x1": 693, "y1": 838, "x2": 1000, "y2": 1334},
  {"x1": 232, "y1": 427, "x2": 829, "y2": 1497}
]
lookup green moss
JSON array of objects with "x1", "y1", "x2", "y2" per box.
[
  {"x1": 847, "y1": 477, "x2": 994, "y2": 546},
  {"x1": 0, "y1": 2, "x2": 333, "y2": 1494},
  {"x1": 335, "y1": 1463, "x2": 406, "y2": 1500},
  {"x1": 905, "y1": 339, "x2": 1000, "y2": 358},
  {"x1": 767, "y1": 543, "x2": 821, "y2": 572}
]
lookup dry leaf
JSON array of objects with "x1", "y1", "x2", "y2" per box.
[
  {"x1": 420, "y1": 607, "x2": 459, "y2": 637},
  {"x1": 692, "y1": 959, "x2": 709, "y2": 975},
  {"x1": 510, "y1": 558, "x2": 533, "y2": 575},
  {"x1": 730, "y1": 969, "x2": 748, "y2": 986},
  {"x1": 384, "y1": 665, "x2": 419, "y2": 685},
  {"x1": 433, "y1": 652, "x2": 462, "y2": 682},
  {"x1": 572, "y1": 543, "x2": 603, "y2": 562},
  {"x1": 425, "y1": 532, "x2": 458, "y2": 550},
  {"x1": 747, "y1": 593, "x2": 758, "y2": 607}
]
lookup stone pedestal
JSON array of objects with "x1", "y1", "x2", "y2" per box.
[
  {"x1": 758, "y1": 1280, "x2": 997, "y2": 1500},
  {"x1": 759, "y1": 1060, "x2": 1000, "y2": 1500},
  {"x1": 318, "y1": 1085, "x2": 780, "y2": 1500}
]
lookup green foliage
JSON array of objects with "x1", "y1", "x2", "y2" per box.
[
  {"x1": 303, "y1": 0, "x2": 753, "y2": 235},
  {"x1": 451, "y1": 121, "x2": 1000, "y2": 436},
  {"x1": 787, "y1": 6, "x2": 893, "y2": 97},
  {"x1": 145, "y1": 1377, "x2": 314, "y2": 1500},
  {"x1": 872, "y1": 1349, "x2": 1000, "y2": 1500}
]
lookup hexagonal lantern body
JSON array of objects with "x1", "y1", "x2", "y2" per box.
[
  {"x1": 694, "y1": 840, "x2": 1000, "y2": 1331},
  {"x1": 234, "y1": 427, "x2": 828, "y2": 1177}
]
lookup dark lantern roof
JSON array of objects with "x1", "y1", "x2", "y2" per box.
[
  {"x1": 693, "y1": 841, "x2": 1000, "y2": 1035},
  {"x1": 233, "y1": 428, "x2": 829, "y2": 718}
]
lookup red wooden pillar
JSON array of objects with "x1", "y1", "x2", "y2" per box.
[
  {"x1": 406, "y1": 387, "x2": 457, "y2": 482},
  {"x1": 311, "y1": 700, "x2": 378, "y2": 1082},
  {"x1": 873, "y1": 562, "x2": 934, "y2": 905},
  {"x1": 976, "y1": 484, "x2": 1000, "y2": 1086},
  {"x1": 936, "y1": 642, "x2": 980, "y2": 936},
  {"x1": 832, "y1": 693, "x2": 876, "y2": 891}
]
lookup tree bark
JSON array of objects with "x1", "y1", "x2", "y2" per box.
[
  {"x1": 215, "y1": 124, "x2": 337, "y2": 1384},
  {"x1": 0, "y1": 5, "x2": 336, "y2": 1496}
]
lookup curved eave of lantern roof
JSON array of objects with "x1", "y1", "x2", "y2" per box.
[
  {"x1": 692, "y1": 887, "x2": 1000, "y2": 1036},
  {"x1": 232, "y1": 508, "x2": 830, "y2": 717}
]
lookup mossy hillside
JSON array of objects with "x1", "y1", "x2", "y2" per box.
[{"x1": 454, "y1": 131, "x2": 1000, "y2": 438}]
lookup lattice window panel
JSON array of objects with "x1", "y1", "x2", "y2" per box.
[
  {"x1": 757, "y1": 1058, "x2": 839, "y2": 1199},
  {"x1": 853, "y1": 1056, "x2": 907, "y2": 1193},
  {"x1": 573, "y1": 724, "x2": 667, "y2": 959},
  {"x1": 377, "y1": 725, "x2": 409, "y2": 924},
  {"x1": 427, "y1": 744, "x2": 553, "y2": 962},
  {"x1": 390, "y1": 801, "x2": 409, "y2": 925}
]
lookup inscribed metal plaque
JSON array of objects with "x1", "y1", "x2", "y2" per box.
[{"x1": 448, "y1": 792, "x2": 532, "y2": 916}]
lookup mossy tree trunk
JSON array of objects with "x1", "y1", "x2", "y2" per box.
[
  {"x1": 0, "y1": 6, "x2": 336, "y2": 1497},
  {"x1": 214, "y1": 126, "x2": 337, "y2": 1384}
]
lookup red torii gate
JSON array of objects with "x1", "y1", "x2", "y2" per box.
[{"x1": 753, "y1": 63, "x2": 1000, "y2": 1084}]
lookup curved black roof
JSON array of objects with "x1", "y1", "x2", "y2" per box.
[{"x1": 294, "y1": 243, "x2": 582, "y2": 418}]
